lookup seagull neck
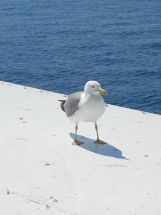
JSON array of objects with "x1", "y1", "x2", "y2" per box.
[{"x1": 84, "y1": 92, "x2": 99, "y2": 97}]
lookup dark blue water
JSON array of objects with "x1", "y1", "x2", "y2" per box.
[{"x1": 0, "y1": 0, "x2": 161, "y2": 114}]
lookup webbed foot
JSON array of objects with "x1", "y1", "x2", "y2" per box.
[
  {"x1": 72, "y1": 140, "x2": 84, "y2": 145},
  {"x1": 94, "y1": 139, "x2": 108, "y2": 144}
]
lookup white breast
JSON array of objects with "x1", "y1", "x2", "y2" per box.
[{"x1": 69, "y1": 93, "x2": 106, "y2": 123}]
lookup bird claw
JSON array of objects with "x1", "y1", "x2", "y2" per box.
[
  {"x1": 72, "y1": 140, "x2": 84, "y2": 145},
  {"x1": 94, "y1": 139, "x2": 108, "y2": 144}
]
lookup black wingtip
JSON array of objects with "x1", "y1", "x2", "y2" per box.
[{"x1": 58, "y1": 100, "x2": 66, "y2": 112}]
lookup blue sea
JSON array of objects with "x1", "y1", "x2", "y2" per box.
[{"x1": 0, "y1": 0, "x2": 161, "y2": 114}]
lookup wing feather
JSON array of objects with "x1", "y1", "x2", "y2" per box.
[{"x1": 64, "y1": 92, "x2": 83, "y2": 117}]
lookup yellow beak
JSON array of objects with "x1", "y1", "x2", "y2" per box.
[{"x1": 97, "y1": 88, "x2": 107, "y2": 95}]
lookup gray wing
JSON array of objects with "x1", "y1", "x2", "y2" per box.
[{"x1": 64, "y1": 92, "x2": 83, "y2": 117}]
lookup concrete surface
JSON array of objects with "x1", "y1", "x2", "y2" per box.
[{"x1": 0, "y1": 81, "x2": 161, "y2": 215}]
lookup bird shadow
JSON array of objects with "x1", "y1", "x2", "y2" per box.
[{"x1": 70, "y1": 133, "x2": 127, "y2": 160}]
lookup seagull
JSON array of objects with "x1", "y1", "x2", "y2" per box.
[{"x1": 59, "y1": 81, "x2": 107, "y2": 145}]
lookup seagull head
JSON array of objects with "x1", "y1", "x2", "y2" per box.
[{"x1": 84, "y1": 81, "x2": 107, "y2": 95}]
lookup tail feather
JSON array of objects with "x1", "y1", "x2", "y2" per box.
[{"x1": 58, "y1": 100, "x2": 66, "y2": 112}]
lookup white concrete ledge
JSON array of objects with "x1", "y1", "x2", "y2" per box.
[{"x1": 0, "y1": 81, "x2": 161, "y2": 215}]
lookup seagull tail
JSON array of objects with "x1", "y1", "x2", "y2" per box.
[{"x1": 58, "y1": 100, "x2": 66, "y2": 112}]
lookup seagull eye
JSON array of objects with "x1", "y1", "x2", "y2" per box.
[{"x1": 91, "y1": 86, "x2": 95, "y2": 88}]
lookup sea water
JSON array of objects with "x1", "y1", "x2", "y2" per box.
[{"x1": 0, "y1": 0, "x2": 161, "y2": 114}]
